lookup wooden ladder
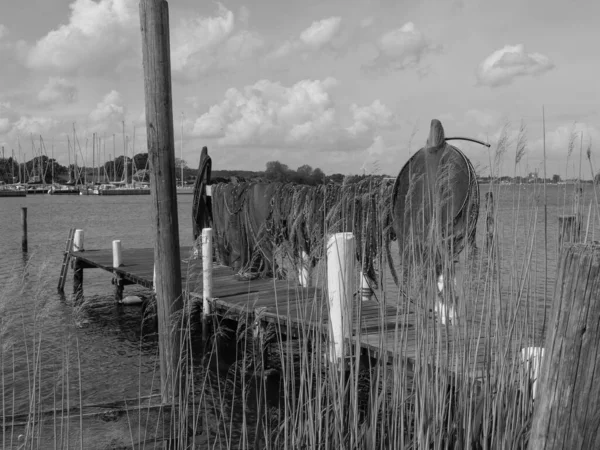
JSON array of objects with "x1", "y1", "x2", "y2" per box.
[{"x1": 57, "y1": 228, "x2": 76, "y2": 292}]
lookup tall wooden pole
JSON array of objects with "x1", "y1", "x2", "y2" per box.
[
  {"x1": 528, "y1": 244, "x2": 600, "y2": 449},
  {"x1": 140, "y1": 0, "x2": 183, "y2": 404}
]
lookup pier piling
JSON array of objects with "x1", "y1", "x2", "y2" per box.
[
  {"x1": 140, "y1": 0, "x2": 184, "y2": 404},
  {"x1": 326, "y1": 233, "x2": 355, "y2": 363},
  {"x1": 21, "y1": 207, "x2": 27, "y2": 252},
  {"x1": 72, "y1": 230, "x2": 84, "y2": 304},
  {"x1": 112, "y1": 240, "x2": 123, "y2": 267},
  {"x1": 528, "y1": 244, "x2": 600, "y2": 449}
]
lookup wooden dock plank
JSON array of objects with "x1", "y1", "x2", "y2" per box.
[{"x1": 66, "y1": 246, "x2": 529, "y2": 375}]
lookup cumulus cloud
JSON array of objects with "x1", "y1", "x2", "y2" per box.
[
  {"x1": 476, "y1": 44, "x2": 554, "y2": 87},
  {"x1": 364, "y1": 22, "x2": 440, "y2": 73},
  {"x1": 89, "y1": 90, "x2": 126, "y2": 129},
  {"x1": 191, "y1": 78, "x2": 394, "y2": 150},
  {"x1": 171, "y1": 4, "x2": 264, "y2": 81},
  {"x1": 267, "y1": 16, "x2": 343, "y2": 59},
  {"x1": 10, "y1": 116, "x2": 59, "y2": 137},
  {"x1": 25, "y1": 0, "x2": 138, "y2": 74},
  {"x1": 38, "y1": 77, "x2": 78, "y2": 105}
]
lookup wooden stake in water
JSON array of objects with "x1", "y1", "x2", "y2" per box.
[
  {"x1": 21, "y1": 207, "x2": 27, "y2": 252},
  {"x1": 327, "y1": 233, "x2": 355, "y2": 363},
  {"x1": 72, "y1": 229, "x2": 84, "y2": 304},
  {"x1": 140, "y1": 0, "x2": 183, "y2": 404}
]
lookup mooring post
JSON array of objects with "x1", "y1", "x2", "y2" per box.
[
  {"x1": 528, "y1": 244, "x2": 600, "y2": 449},
  {"x1": 21, "y1": 207, "x2": 27, "y2": 252},
  {"x1": 202, "y1": 228, "x2": 213, "y2": 344},
  {"x1": 112, "y1": 240, "x2": 122, "y2": 267},
  {"x1": 111, "y1": 240, "x2": 124, "y2": 301},
  {"x1": 298, "y1": 250, "x2": 310, "y2": 288},
  {"x1": 140, "y1": 0, "x2": 184, "y2": 404},
  {"x1": 73, "y1": 229, "x2": 84, "y2": 252},
  {"x1": 326, "y1": 233, "x2": 355, "y2": 363},
  {"x1": 72, "y1": 229, "x2": 84, "y2": 304}
]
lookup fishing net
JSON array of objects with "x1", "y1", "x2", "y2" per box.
[{"x1": 210, "y1": 178, "x2": 395, "y2": 288}]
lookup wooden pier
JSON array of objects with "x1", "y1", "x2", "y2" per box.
[{"x1": 64, "y1": 244, "x2": 495, "y2": 374}]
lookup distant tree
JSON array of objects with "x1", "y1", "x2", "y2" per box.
[
  {"x1": 552, "y1": 174, "x2": 561, "y2": 183},
  {"x1": 133, "y1": 153, "x2": 149, "y2": 171},
  {"x1": 595, "y1": 172, "x2": 600, "y2": 185},
  {"x1": 311, "y1": 167, "x2": 325, "y2": 184},
  {"x1": 297, "y1": 164, "x2": 313, "y2": 177},
  {"x1": 265, "y1": 161, "x2": 290, "y2": 182}
]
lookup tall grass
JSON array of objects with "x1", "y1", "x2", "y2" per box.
[{"x1": 1, "y1": 132, "x2": 599, "y2": 449}]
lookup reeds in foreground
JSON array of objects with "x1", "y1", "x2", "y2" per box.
[{"x1": 1, "y1": 135, "x2": 599, "y2": 449}]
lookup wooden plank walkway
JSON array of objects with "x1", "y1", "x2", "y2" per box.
[{"x1": 67, "y1": 247, "x2": 513, "y2": 377}]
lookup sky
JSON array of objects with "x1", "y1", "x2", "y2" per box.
[{"x1": 0, "y1": 0, "x2": 598, "y2": 178}]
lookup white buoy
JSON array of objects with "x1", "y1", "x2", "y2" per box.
[
  {"x1": 121, "y1": 295, "x2": 143, "y2": 305},
  {"x1": 521, "y1": 346, "x2": 544, "y2": 400},
  {"x1": 205, "y1": 185, "x2": 212, "y2": 197},
  {"x1": 298, "y1": 250, "x2": 310, "y2": 287},
  {"x1": 112, "y1": 240, "x2": 122, "y2": 267},
  {"x1": 202, "y1": 228, "x2": 213, "y2": 322},
  {"x1": 73, "y1": 229, "x2": 84, "y2": 252},
  {"x1": 327, "y1": 233, "x2": 355, "y2": 363}
]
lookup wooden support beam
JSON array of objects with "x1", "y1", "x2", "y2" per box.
[
  {"x1": 140, "y1": 0, "x2": 183, "y2": 404},
  {"x1": 528, "y1": 244, "x2": 600, "y2": 449}
]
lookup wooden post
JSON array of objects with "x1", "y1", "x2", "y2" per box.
[
  {"x1": 72, "y1": 230, "x2": 84, "y2": 304},
  {"x1": 73, "y1": 229, "x2": 84, "y2": 252},
  {"x1": 202, "y1": 228, "x2": 213, "y2": 343},
  {"x1": 528, "y1": 244, "x2": 600, "y2": 449},
  {"x1": 326, "y1": 233, "x2": 355, "y2": 362},
  {"x1": 21, "y1": 207, "x2": 27, "y2": 252},
  {"x1": 112, "y1": 240, "x2": 123, "y2": 267},
  {"x1": 112, "y1": 235, "x2": 124, "y2": 301},
  {"x1": 140, "y1": 0, "x2": 183, "y2": 404},
  {"x1": 298, "y1": 250, "x2": 310, "y2": 288}
]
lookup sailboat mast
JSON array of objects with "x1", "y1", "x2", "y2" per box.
[
  {"x1": 51, "y1": 138, "x2": 54, "y2": 183},
  {"x1": 132, "y1": 126, "x2": 136, "y2": 184},
  {"x1": 92, "y1": 132, "x2": 96, "y2": 184},
  {"x1": 180, "y1": 112, "x2": 184, "y2": 188},
  {"x1": 113, "y1": 134, "x2": 116, "y2": 183},
  {"x1": 122, "y1": 121, "x2": 126, "y2": 184}
]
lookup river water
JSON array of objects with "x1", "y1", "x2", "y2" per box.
[{"x1": 0, "y1": 183, "x2": 598, "y2": 426}]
